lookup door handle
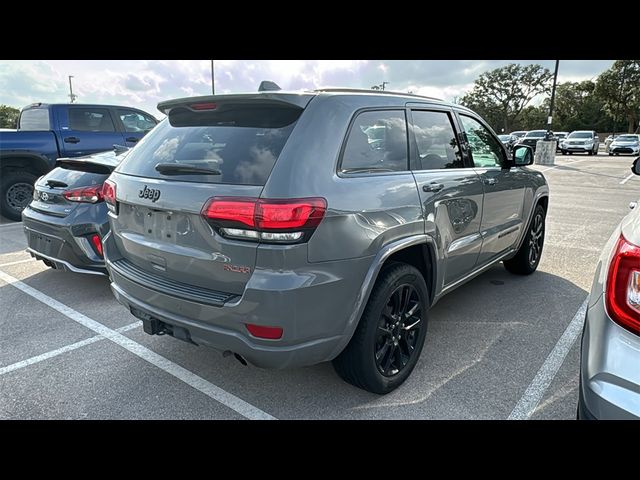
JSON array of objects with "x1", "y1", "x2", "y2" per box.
[
  {"x1": 483, "y1": 178, "x2": 497, "y2": 186},
  {"x1": 125, "y1": 137, "x2": 139, "y2": 143},
  {"x1": 423, "y1": 182, "x2": 444, "y2": 193},
  {"x1": 63, "y1": 136, "x2": 80, "y2": 144}
]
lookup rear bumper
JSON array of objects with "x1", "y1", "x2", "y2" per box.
[
  {"x1": 21, "y1": 205, "x2": 108, "y2": 276},
  {"x1": 103, "y1": 231, "x2": 373, "y2": 369},
  {"x1": 579, "y1": 294, "x2": 640, "y2": 419}
]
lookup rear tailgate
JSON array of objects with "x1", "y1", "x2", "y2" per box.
[{"x1": 107, "y1": 94, "x2": 313, "y2": 297}]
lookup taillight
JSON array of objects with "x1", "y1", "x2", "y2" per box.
[
  {"x1": 605, "y1": 234, "x2": 640, "y2": 335},
  {"x1": 63, "y1": 184, "x2": 104, "y2": 203},
  {"x1": 103, "y1": 180, "x2": 117, "y2": 213},
  {"x1": 202, "y1": 197, "x2": 327, "y2": 244},
  {"x1": 89, "y1": 234, "x2": 103, "y2": 257},
  {"x1": 190, "y1": 102, "x2": 217, "y2": 110},
  {"x1": 245, "y1": 323, "x2": 283, "y2": 340}
]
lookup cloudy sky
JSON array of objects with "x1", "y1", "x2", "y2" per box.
[{"x1": 0, "y1": 60, "x2": 614, "y2": 117}]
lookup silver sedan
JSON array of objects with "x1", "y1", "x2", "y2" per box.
[{"x1": 579, "y1": 156, "x2": 640, "y2": 419}]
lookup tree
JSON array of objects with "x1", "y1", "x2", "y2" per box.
[
  {"x1": 595, "y1": 60, "x2": 640, "y2": 133},
  {"x1": 459, "y1": 63, "x2": 553, "y2": 133},
  {"x1": 0, "y1": 105, "x2": 20, "y2": 129},
  {"x1": 544, "y1": 80, "x2": 613, "y2": 132}
]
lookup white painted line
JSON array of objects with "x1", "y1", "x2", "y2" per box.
[
  {"x1": 620, "y1": 173, "x2": 634, "y2": 185},
  {"x1": 0, "y1": 270, "x2": 275, "y2": 420},
  {"x1": 0, "y1": 222, "x2": 22, "y2": 229},
  {"x1": 0, "y1": 322, "x2": 141, "y2": 376},
  {"x1": 539, "y1": 158, "x2": 591, "y2": 172},
  {"x1": 0, "y1": 258, "x2": 34, "y2": 268},
  {"x1": 508, "y1": 296, "x2": 589, "y2": 420}
]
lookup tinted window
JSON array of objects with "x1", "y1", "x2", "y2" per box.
[
  {"x1": 117, "y1": 109, "x2": 157, "y2": 133},
  {"x1": 341, "y1": 110, "x2": 408, "y2": 173},
  {"x1": 525, "y1": 130, "x2": 546, "y2": 138},
  {"x1": 567, "y1": 132, "x2": 593, "y2": 139},
  {"x1": 117, "y1": 107, "x2": 300, "y2": 185},
  {"x1": 459, "y1": 115, "x2": 504, "y2": 168},
  {"x1": 411, "y1": 110, "x2": 463, "y2": 170},
  {"x1": 68, "y1": 108, "x2": 115, "y2": 132},
  {"x1": 19, "y1": 108, "x2": 50, "y2": 130}
]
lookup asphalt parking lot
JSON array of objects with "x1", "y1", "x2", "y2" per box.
[{"x1": 1, "y1": 152, "x2": 638, "y2": 419}]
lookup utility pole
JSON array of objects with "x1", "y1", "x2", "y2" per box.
[
  {"x1": 381, "y1": 81, "x2": 389, "y2": 91},
  {"x1": 545, "y1": 60, "x2": 559, "y2": 140},
  {"x1": 68, "y1": 75, "x2": 77, "y2": 103},
  {"x1": 211, "y1": 60, "x2": 215, "y2": 95}
]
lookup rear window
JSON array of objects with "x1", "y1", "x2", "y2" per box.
[
  {"x1": 116, "y1": 105, "x2": 301, "y2": 185},
  {"x1": 525, "y1": 131, "x2": 546, "y2": 138},
  {"x1": 19, "y1": 108, "x2": 50, "y2": 130},
  {"x1": 43, "y1": 165, "x2": 110, "y2": 189}
]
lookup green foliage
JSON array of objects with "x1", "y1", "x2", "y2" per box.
[
  {"x1": 459, "y1": 63, "x2": 553, "y2": 132},
  {"x1": 595, "y1": 60, "x2": 640, "y2": 133},
  {"x1": 0, "y1": 105, "x2": 20, "y2": 129}
]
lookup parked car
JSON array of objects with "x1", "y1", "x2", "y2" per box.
[
  {"x1": 608, "y1": 134, "x2": 640, "y2": 156},
  {"x1": 519, "y1": 130, "x2": 548, "y2": 152},
  {"x1": 0, "y1": 103, "x2": 157, "y2": 220},
  {"x1": 102, "y1": 89, "x2": 547, "y2": 394},
  {"x1": 509, "y1": 130, "x2": 528, "y2": 140},
  {"x1": 498, "y1": 134, "x2": 518, "y2": 151},
  {"x1": 21, "y1": 148, "x2": 128, "y2": 276},
  {"x1": 559, "y1": 130, "x2": 599, "y2": 155},
  {"x1": 578, "y1": 157, "x2": 640, "y2": 419},
  {"x1": 553, "y1": 132, "x2": 568, "y2": 152}
]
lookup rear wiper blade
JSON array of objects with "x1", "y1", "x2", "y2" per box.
[
  {"x1": 154, "y1": 163, "x2": 222, "y2": 175},
  {"x1": 46, "y1": 179, "x2": 68, "y2": 188}
]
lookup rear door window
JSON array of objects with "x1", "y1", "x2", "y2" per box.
[
  {"x1": 68, "y1": 108, "x2": 116, "y2": 132},
  {"x1": 116, "y1": 105, "x2": 301, "y2": 185},
  {"x1": 19, "y1": 108, "x2": 50, "y2": 130}
]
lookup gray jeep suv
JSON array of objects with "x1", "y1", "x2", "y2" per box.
[{"x1": 103, "y1": 89, "x2": 549, "y2": 393}]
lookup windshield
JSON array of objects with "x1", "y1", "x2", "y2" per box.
[
  {"x1": 615, "y1": 135, "x2": 639, "y2": 142},
  {"x1": 567, "y1": 132, "x2": 593, "y2": 139},
  {"x1": 525, "y1": 131, "x2": 546, "y2": 138},
  {"x1": 498, "y1": 135, "x2": 511, "y2": 141}
]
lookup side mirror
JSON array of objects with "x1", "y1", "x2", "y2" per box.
[
  {"x1": 513, "y1": 144, "x2": 534, "y2": 166},
  {"x1": 632, "y1": 157, "x2": 640, "y2": 176}
]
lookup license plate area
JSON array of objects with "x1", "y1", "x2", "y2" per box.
[{"x1": 28, "y1": 231, "x2": 63, "y2": 256}]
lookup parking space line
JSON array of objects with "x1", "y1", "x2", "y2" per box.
[
  {"x1": 538, "y1": 158, "x2": 591, "y2": 173},
  {"x1": 0, "y1": 322, "x2": 141, "y2": 376},
  {"x1": 620, "y1": 173, "x2": 634, "y2": 185},
  {"x1": 507, "y1": 296, "x2": 588, "y2": 420},
  {"x1": 0, "y1": 258, "x2": 34, "y2": 268},
  {"x1": 0, "y1": 270, "x2": 275, "y2": 420}
]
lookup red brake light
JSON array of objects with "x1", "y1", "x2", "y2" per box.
[
  {"x1": 201, "y1": 197, "x2": 327, "y2": 243},
  {"x1": 202, "y1": 197, "x2": 256, "y2": 228},
  {"x1": 256, "y1": 198, "x2": 327, "y2": 230},
  {"x1": 63, "y1": 184, "x2": 104, "y2": 203},
  {"x1": 245, "y1": 323, "x2": 283, "y2": 340},
  {"x1": 90, "y1": 234, "x2": 103, "y2": 257},
  {"x1": 103, "y1": 180, "x2": 117, "y2": 211},
  {"x1": 605, "y1": 234, "x2": 640, "y2": 335},
  {"x1": 191, "y1": 102, "x2": 217, "y2": 111}
]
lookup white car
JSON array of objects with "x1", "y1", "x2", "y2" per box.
[{"x1": 609, "y1": 134, "x2": 640, "y2": 156}]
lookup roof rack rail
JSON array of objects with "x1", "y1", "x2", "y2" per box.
[{"x1": 313, "y1": 87, "x2": 442, "y2": 102}]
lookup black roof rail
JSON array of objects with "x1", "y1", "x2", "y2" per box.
[{"x1": 313, "y1": 87, "x2": 443, "y2": 102}]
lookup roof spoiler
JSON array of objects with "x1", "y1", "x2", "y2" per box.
[{"x1": 258, "y1": 81, "x2": 281, "y2": 92}]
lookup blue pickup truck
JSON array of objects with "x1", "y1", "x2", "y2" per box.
[{"x1": 0, "y1": 103, "x2": 158, "y2": 220}]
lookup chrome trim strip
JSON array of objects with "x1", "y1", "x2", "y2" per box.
[{"x1": 26, "y1": 248, "x2": 106, "y2": 276}]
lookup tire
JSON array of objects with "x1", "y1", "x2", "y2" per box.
[
  {"x1": 609, "y1": 153, "x2": 613, "y2": 156},
  {"x1": 504, "y1": 204, "x2": 546, "y2": 275},
  {"x1": 1, "y1": 171, "x2": 37, "y2": 221},
  {"x1": 588, "y1": 150, "x2": 593, "y2": 156},
  {"x1": 333, "y1": 262, "x2": 429, "y2": 394},
  {"x1": 561, "y1": 150, "x2": 567, "y2": 155}
]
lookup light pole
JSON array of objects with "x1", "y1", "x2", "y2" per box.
[
  {"x1": 68, "y1": 75, "x2": 77, "y2": 103},
  {"x1": 211, "y1": 60, "x2": 216, "y2": 95},
  {"x1": 545, "y1": 60, "x2": 559, "y2": 140}
]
